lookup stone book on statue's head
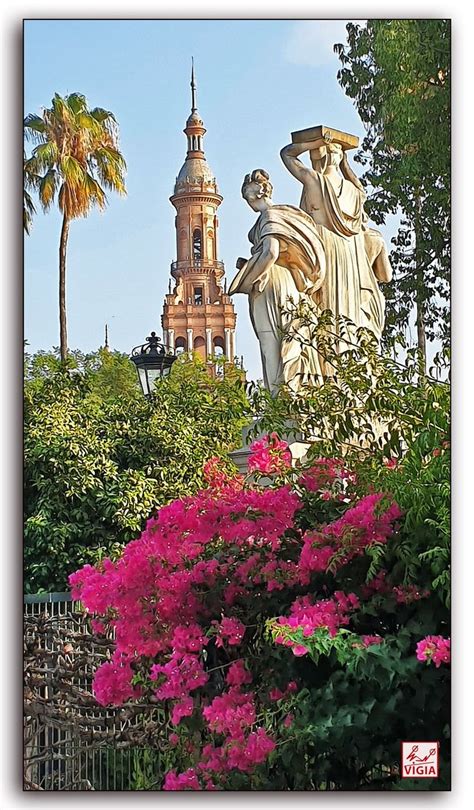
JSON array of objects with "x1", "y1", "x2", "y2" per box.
[{"x1": 291, "y1": 125, "x2": 359, "y2": 151}]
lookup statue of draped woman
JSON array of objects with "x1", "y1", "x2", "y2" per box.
[
  {"x1": 229, "y1": 169, "x2": 326, "y2": 394},
  {"x1": 280, "y1": 138, "x2": 392, "y2": 346}
]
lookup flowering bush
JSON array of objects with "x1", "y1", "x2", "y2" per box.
[
  {"x1": 70, "y1": 439, "x2": 450, "y2": 790},
  {"x1": 248, "y1": 432, "x2": 292, "y2": 475},
  {"x1": 416, "y1": 635, "x2": 451, "y2": 668}
]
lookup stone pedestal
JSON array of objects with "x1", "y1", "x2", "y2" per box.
[{"x1": 229, "y1": 419, "x2": 311, "y2": 474}]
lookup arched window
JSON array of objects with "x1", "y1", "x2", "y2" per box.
[
  {"x1": 193, "y1": 335, "x2": 206, "y2": 360},
  {"x1": 193, "y1": 229, "x2": 202, "y2": 261},
  {"x1": 213, "y1": 336, "x2": 224, "y2": 356},
  {"x1": 213, "y1": 337, "x2": 225, "y2": 377},
  {"x1": 175, "y1": 336, "x2": 186, "y2": 355}
]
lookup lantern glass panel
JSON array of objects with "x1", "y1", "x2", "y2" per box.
[
  {"x1": 137, "y1": 366, "x2": 148, "y2": 397},
  {"x1": 147, "y1": 367, "x2": 162, "y2": 394}
]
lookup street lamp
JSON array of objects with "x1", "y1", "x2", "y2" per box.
[{"x1": 130, "y1": 331, "x2": 177, "y2": 397}]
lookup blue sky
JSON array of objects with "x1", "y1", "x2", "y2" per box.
[{"x1": 24, "y1": 18, "x2": 399, "y2": 380}]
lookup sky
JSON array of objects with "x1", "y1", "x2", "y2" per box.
[{"x1": 24, "y1": 18, "x2": 402, "y2": 381}]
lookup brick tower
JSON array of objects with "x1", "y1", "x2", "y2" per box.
[{"x1": 161, "y1": 64, "x2": 237, "y2": 370}]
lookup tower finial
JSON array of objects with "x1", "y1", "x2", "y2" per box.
[
  {"x1": 191, "y1": 57, "x2": 197, "y2": 112},
  {"x1": 104, "y1": 322, "x2": 109, "y2": 350}
]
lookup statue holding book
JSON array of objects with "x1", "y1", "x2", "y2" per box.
[{"x1": 280, "y1": 125, "x2": 392, "y2": 345}]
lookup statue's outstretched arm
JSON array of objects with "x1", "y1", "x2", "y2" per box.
[{"x1": 280, "y1": 143, "x2": 315, "y2": 183}]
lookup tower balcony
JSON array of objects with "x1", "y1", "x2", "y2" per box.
[{"x1": 171, "y1": 259, "x2": 225, "y2": 281}]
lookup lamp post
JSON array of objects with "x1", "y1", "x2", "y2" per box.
[{"x1": 130, "y1": 331, "x2": 177, "y2": 397}]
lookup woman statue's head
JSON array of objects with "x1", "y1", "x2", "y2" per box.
[
  {"x1": 310, "y1": 142, "x2": 344, "y2": 173},
  {"x1": 241, "y1": 169, "x2": 273, "y2": 211}
]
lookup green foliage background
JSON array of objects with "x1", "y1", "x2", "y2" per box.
[
  {"x1": 335, "y1": 19, "x2": 450, "y2": 364},
  {"x1": 24, "y1": 349, "x2": 248, "y2": 592}
]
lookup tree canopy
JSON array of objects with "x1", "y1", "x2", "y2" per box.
[
  {"x1": 24, "y1": 93, "x2": 127, "y2": 360},
  {"x1": 335, "y1": 20, "x2": 450, "y2": 366},
  {"x1": 24, "y1": 349, "x2": 249, "y2": 593}
]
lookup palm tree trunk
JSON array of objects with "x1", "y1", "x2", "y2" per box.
[{"x1": 59, "y1": 214, "x2": 70, "y2": 362}]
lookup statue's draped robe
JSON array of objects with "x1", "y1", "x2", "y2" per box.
[
  {"x1": 300, "y1": 174, "x2": 385, "y2": 342},
  {"x1": 229, "y1": 204, "x2": 325, "y2": 394}
]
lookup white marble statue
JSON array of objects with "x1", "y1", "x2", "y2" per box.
[
  {"x1": 229, "y1": 169, "x2": 326, "y2": 395},
  {"x1": 280, "y1": 138, "x2": 393, "y2": 345}
]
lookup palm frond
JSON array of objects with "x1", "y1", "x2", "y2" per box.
[
  {"x1": 60, "y1": 155, "x2": 87, "y2": 188},
  {"x1": 66, "y1": 93, "x2": 87, "y2": 114},
  {"x1": 84, "y1": 174, "x2": 107, "y2": 211},
  {"x1": 38, "y1": 169, "x2": 58, "y2": 211},
  {"x1": 24, "y1": 188, "x2": 36, "y2": 215},
  {"x1": 90, "y1": 146, "x2": 127, "y2": 194},
  {"x1": 24, "y1": 113, "x2": 46, "y2": 132},
  {"x1": 24, "y1": 157, "x2": 42, "y2": 188},
  {"x1": 76, "y1": 112, "x2": 103, "y2": 136},
  {"x1": 94, "y1": 145, "x2": 127, "y2": 169},
  {"x1": 49, "y1": 94, "x2": 75, "y2": 131},
  {"x1": 24, "y1": 114, "x2": 46, "y2": 144},
  {"x1": 90, "y1": 107, "x2": 116, "y2": 124},
  {"x1": 23, "y1": 189, "x2": 36, "y2": 233},
  {"x1": 51, "y1": 93, "x2": 69, "y2": 117},
  {"x1": 93, "y1": 164, "x2": 126, "y2": 195},
  {"x1": 32, "y1": 141, "x2": 60, "y2": 170}
]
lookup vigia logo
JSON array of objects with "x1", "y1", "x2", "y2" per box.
[{"x1": 401, "y1": 742, "x2": 440, "y2": 778}]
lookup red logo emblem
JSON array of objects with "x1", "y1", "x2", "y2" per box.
[{"x1": 401, "y1": 742, "x2": 439, "y2": 778}]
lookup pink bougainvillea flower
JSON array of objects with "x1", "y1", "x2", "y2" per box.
[
  {"x1": 393, "y1": 584, "x2": 430, "y2": 604},
  {"x1": 416, "y1": 635, "x2": 450, "y2": 667},
  {"x1": 171, "y1": 697, "x2": 194, "y2": 726},
  {"x1": 291, "y1": 645, "x2": 308, "y2": 657},
  {"x1": 213, "y1": 616, "x2": 246, "y2": 647},
  {"x1": 163, "y1": 768, "x2": 201, "y2": 791},
  {"x1": 203, "y1": 456, "x2": 244, "y2": 493},
  {"x1": 299, "y1": 457, "x2": 356, "y2": 498},
  {"x1": 248, "y1": 433, "x2": 292, "y2": 475},
  {"x1": 226, "y1": 660, "x2": 252, "y2": 687},
  {"x1": 361, "y1": 635, "x2": 383, "y2": 647}
]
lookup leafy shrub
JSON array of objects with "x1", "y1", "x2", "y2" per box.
[{"x1": 24, "y1": 349, "x2": 248, "y2": 592}]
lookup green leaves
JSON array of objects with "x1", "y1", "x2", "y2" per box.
[
  {"x1": 23, "y1": 113, "x2": 46, "y2": 137},
  {"x1": 24, "y1": 351, "x2": 248, "y2": 592},
  {"x1": 335, "y1": 20, "x2": 450, "y2": 362},
  {"x1": 23, "y1": 91, "x2": 127, "y2": 222}
]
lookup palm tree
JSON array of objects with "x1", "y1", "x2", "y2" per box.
[
  {"x1": 23, "y1": 148, "x2": 39, "y2": 234},
  {"x1": 24, "y1": 93, "x2": 126, "y2": 361},
  {"x1": 23, "y1": 185, "x2": 36, "y2": 235}
]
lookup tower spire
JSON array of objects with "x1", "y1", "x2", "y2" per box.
[
  {"x1": 182, "y1": 60, "x2": 206, "y2": 159},
  {"x1": 191, "y1": 57, "x2": 197, "y2": 113},
  {"x1": 163, "y1": 73, "x2": 238, "y2": 377}
]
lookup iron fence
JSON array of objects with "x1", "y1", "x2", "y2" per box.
[{"x1": 24, "y1": 592, "x2": 165, "y2": 791}]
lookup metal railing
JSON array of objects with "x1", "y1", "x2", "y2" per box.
[
  {"x1": 170, "y1": 259, "x2": 224, "y2": 275},
  {"x1": 24, "y1": 592, "x2": 164, "y2": 791}
]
